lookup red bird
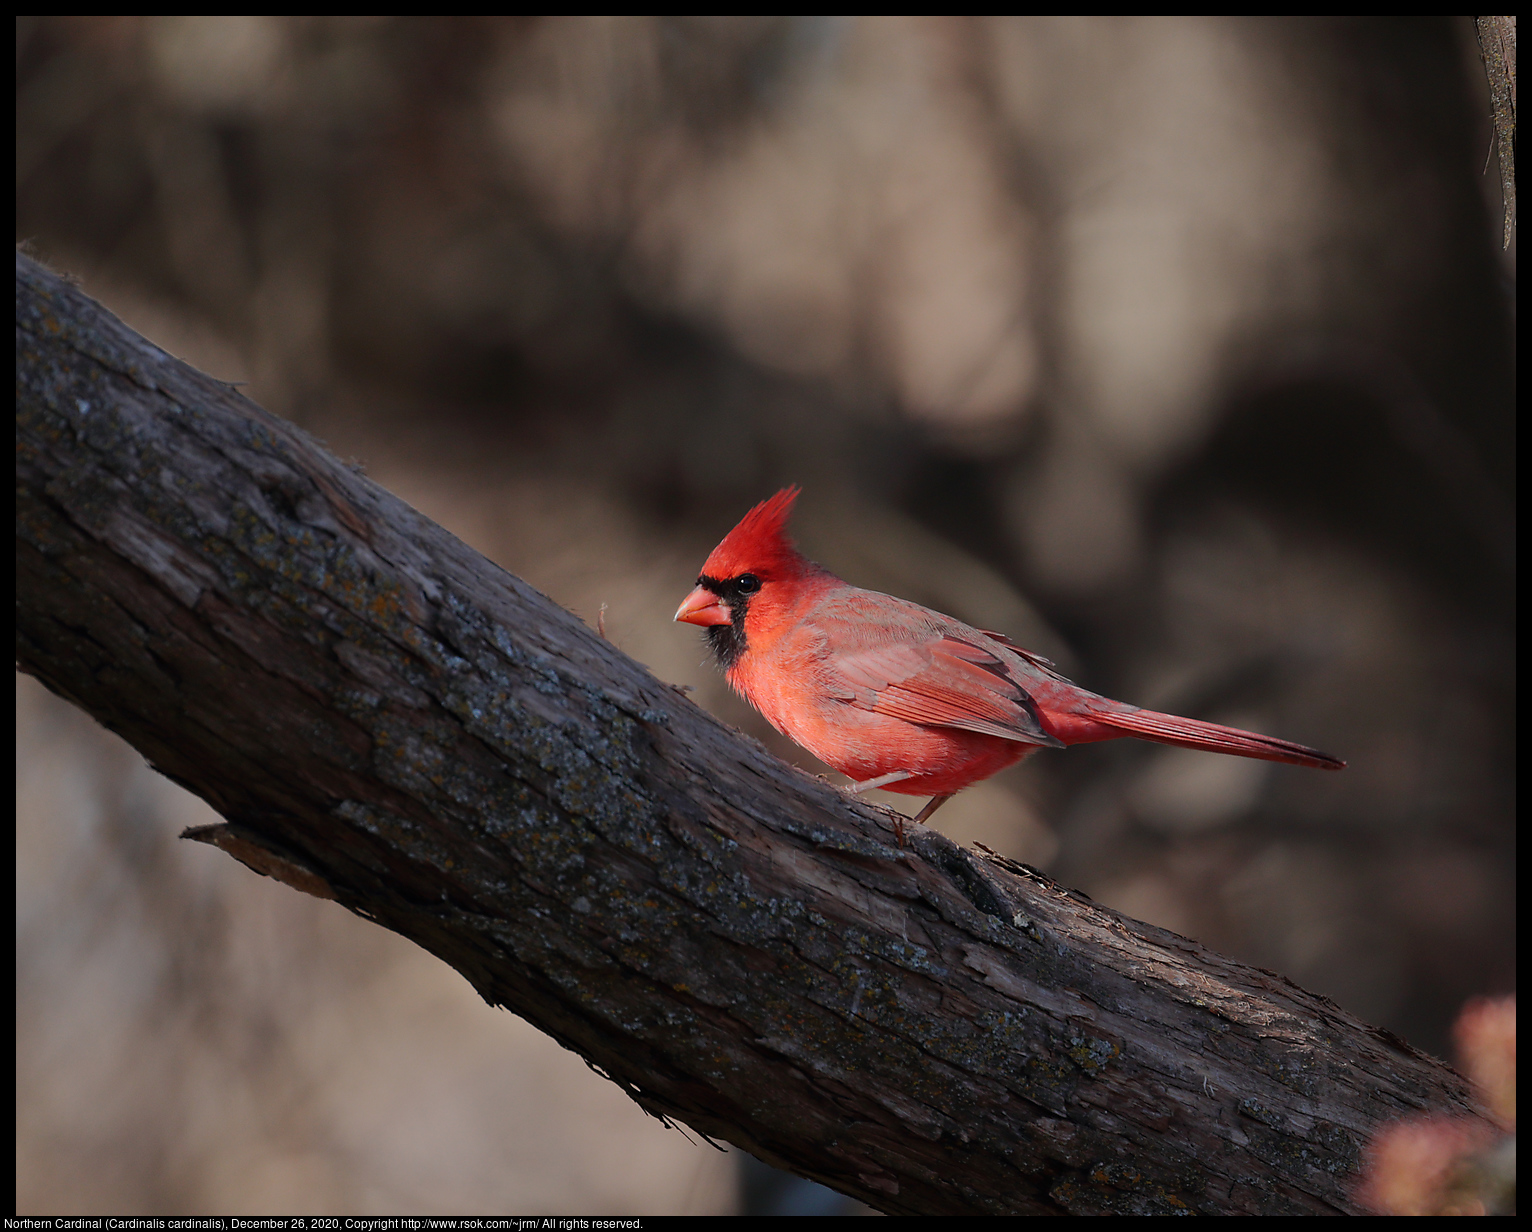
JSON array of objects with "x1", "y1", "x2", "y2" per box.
[{"x1": 675, "y1": 487, "x2": 1343, "y2": 844}]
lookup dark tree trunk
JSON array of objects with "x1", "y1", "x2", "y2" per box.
[{"x1": 15, "y1": 252, "x2": 1491, "y2": 1215}]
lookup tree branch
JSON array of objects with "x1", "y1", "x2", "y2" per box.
[
  {"x1": 15, "y1": 251, "x2": 1491, "y2": 1215},
  {"x1": 1475, "y1": 16, "x2": 1516, "y2": 249}
]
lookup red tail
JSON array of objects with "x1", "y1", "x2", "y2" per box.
[{"x1": 1087, "y1": 707, "x2": 1345, "y2": 769}]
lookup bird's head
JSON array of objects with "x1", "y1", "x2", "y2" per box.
[{"x1": 674, "y1": 486, "x2": 826, "y2": 668}]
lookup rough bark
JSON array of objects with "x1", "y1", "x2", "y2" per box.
[
  {"x1": 1474, "y1": 16, "x2": 1516, "y2": 249},
  {"x1": 15, "y1": 251, "x2": 1492, "y2": 1215}
]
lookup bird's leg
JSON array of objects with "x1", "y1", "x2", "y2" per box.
[
  {"x1": 843, "y1": 771, "x2": 918, "y2": 847},
  {"x1": 892, "y1": 796, "x2": 955, "y2": 848},
  {"x1": 846, "y1": 770, "x2": 914, "y2": 794}
]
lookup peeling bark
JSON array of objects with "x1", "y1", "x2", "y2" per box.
[{"x1": 15, "y1": 252, "x2": 1492, "y2": 1215}]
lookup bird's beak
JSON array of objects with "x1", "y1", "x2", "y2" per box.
[{"x1": 674, "y1": 585, "x2": 731, "y2": 627}]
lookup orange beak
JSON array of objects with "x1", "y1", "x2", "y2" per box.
[{"x1": 674, "y1": 584, "x2": 732, "y2": 627}]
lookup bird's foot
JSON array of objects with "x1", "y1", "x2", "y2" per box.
[
  {"x1": 842, "y1": 774, "x2": 945, "y2": 849},
  {"x1": 842, "y1": 771, "x2": 919, "y2": 846},
  {"x1": 886, "y1": 795, "x2": 956, "y2": 849}
]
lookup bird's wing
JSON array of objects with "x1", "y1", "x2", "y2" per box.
[
  {"x1": 974, "y1": 629, "x2": 1069, "y2": 679},
  {"x1": 827, "y1": 632, "x2": 1065, "y2": 747}
]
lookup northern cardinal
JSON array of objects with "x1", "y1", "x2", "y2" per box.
[{"x1": 675, "y1": 488, "x2": 1343, "y2": 844}]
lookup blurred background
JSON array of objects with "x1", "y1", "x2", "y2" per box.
[{"x1": 16, "y1": 16, "x2": 1514, "y2": 1216}]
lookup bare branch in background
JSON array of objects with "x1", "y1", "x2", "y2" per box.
[{"x1": 1475, "y1": 16, "x2": 1516, "y2": 248}]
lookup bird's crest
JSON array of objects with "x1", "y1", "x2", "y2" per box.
[{"x1": 701, "y1": 486, "x2": 808, "y2": 580}]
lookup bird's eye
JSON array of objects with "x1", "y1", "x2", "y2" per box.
[{"x1": 736, "y1": 574, "x2": 761, "y2": 594}]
